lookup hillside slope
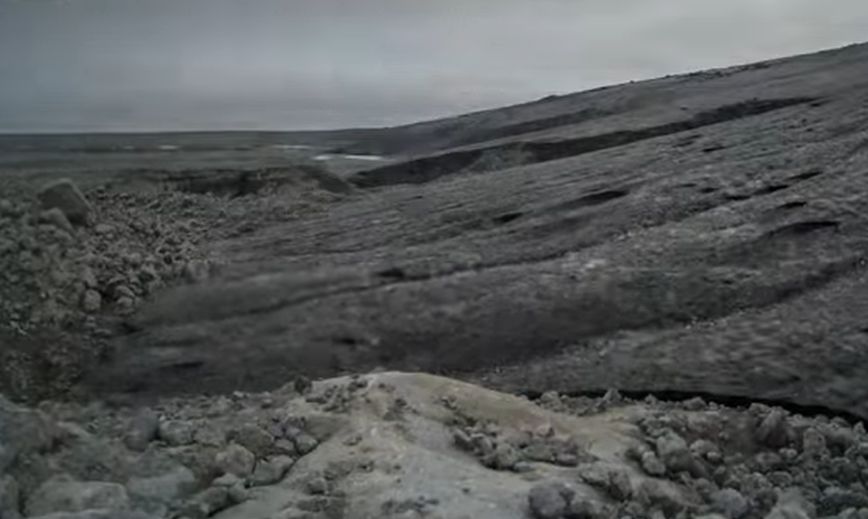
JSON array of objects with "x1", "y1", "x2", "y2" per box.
[{"x1": 63, "y1": 42, "x2": 868, "y2": 423}]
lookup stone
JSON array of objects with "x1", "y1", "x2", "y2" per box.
[
  {"x1": 126, "y1": 465, "x2": 197, "y2": 505},
  {"x1": 114, "y1": 285, "x2": 135, "y2": 300},
  {"x1": 251, "y1": 455, "x2": 295, "y2": 487},
  {"x1": 484, "y1": 442, "x2": 520, "y2": 470},
  {"x1": 803, "y1": 428, "x2": 828, "y2": 458},
  {"x1": 39, "y1": 208, "x2": 74, "y2": 234},
  {"x1": 123, "y1": 409, "x2": 159, "y2": 451},
  {"x1": 713, "y1": 488, "x2": 749, "y2": 519},
  {"x1": 116, "y1": 296, "x2": 136, "y2": 315},
  {"x1": 641, "y1": 451, "x2": 667, "y2": 476},
  {"x1": 656, "y1": 430, "x2": 692, "y2": 472},
  {"x1": 608, "y1": 469, "x2": 633, "y2": 500},
  {"x1": 25, "y1": 476, "x2": 129, "y2": 517},
  {"x1": 293, "y1": 432, "x2": 319, "y2": 455},
  {"x1": 180, "y1": 487, "x2": 231, "y2": 519},
  {"x1": 193, "y1": 426, "x2": 226, "y2": 447},
  {"x1": 138, "y1": 265, "x2": 159, "y2": 284},
  {"x1": 81, "y1": 290, "x2": 101, "y2": 313},
  {"x1": 157, "y1": 420, "x2": 196, "y2": 446},
  {"x1": 234, "y1": 424, "x2": 274, "y2": 457},
  {"x1": 216, "y1": 443, "x2": 256, "y2": 477},
  {"x1": 691, "y1": 439, "x2": 721, "y2": 460},
  {"x1": 635, "y1": 480, "x2": 688, "y2": 517},
  {"x1": 757, "y1": 410, "x2": 791, "y2": 449},
  {"x1": 568, "y1": 498, "x2": 608, "y2": 519},
  {"x1": 37, "y1": 179, "x2": 93, "y2": 226},
  {"x1": 528, "y1": 481, "x2": 574, "y2": 519},
  {"x1": 764, "y1": 489, "x2": 814, "y2": 519}
]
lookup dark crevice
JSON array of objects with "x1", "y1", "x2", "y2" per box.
[
  {"x1": 548, "y1": 189, "x2": 630, "y2": 212},
  {"x1": 788, "y1": 168, "x2": 824, "y2": 182},
  {"x1": 376, "y1": 267, "x2": 409, "y2": 281},
  {"x1": 765, "y1": 220, "x2": 841, "y2": 238},
  {"x1": 775, "y1": 201, "x2": 807, "y2": 211},
  {"x1": 351, "y1": 97, "x2": 819, "y2": 188},
  {"x1": 492, "y1": 212, "x2": 525, "y2": 225},
  {"x1": 752, "y1": 184, "x2": 790, "y2": 196}
]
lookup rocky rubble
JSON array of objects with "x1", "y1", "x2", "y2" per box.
[
  {"x1": 2, "y1": 372, "x2": 867, "y2": 519},
  {"x1": 0, "y1": 170, "x2": 351, "y2": 402},
  {"x1": 0, "y1": 179, "x2": 224, "y2": 400}
]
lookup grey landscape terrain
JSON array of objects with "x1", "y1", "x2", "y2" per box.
[{"x1": 2, "y1": 42, "x2": 868, "y2": 519}]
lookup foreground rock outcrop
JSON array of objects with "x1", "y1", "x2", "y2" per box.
[{"x1": 3, "y1": 372, "x2": 868, "y2": 519}]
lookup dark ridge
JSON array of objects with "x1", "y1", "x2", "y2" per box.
[
  {"x1": 546, "y1": 189, "x2": 630, "y2": 213},
  {"x1": 376, "y1": 267, "x2": 409, "y2": 281},
  {"x1": 789, "y1": 168, "x2": 824, "y2": 182},
  {"x1": 352, "y1": 97, "x2": 819, "y2": 188},
  {"x1": 753, "y1": 183, "x2": 790, "y2": 196},
  {"x1": 492, "y1": 212, "x2": 525, "y2": 225},
  {"x1": 149, "y1": 165, "x2": 352, "y2": 197},
  {"x1": 443, "y1": 107, "x2": 611, "y2": 148},
  {"x1": 163, "y1": 360, "x2": 205, "y2": 372},
  {"x1": 776, "y1": 201, "x2": 808, "y2": 210},
  {"x1": 765, "y1": 220, "x2": 841, "y2": 238},
  {"x1": 519, "y1": 388, "x2": 866, "y2": 426}
]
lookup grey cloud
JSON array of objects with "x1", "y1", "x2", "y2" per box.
[{"x1": 1, "y1": 0, "x2": 867, "y2": 132}]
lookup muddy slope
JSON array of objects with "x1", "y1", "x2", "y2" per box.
[{"x1": 72, "y1": 43, "x2": 868, "y2": 419}]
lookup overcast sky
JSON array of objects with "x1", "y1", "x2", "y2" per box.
[{"x1": 1, "y1": 0, "x2": 867, "y2": 133}]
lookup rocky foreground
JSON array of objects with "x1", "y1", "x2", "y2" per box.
[{"x1": 3, "y1": 372, "x2": 868, "y2": 519}]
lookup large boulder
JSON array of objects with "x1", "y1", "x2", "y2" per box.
[{"x1": 37, "y1": 179, "x2": 93, "y2": 226}]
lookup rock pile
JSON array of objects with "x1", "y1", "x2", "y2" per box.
[
  {"x1": 0, "y1": 180, "x2": 215, "y2": 401},
  {"x1": 1, "y1": 372, "x2": 867, "y2": 519}
]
